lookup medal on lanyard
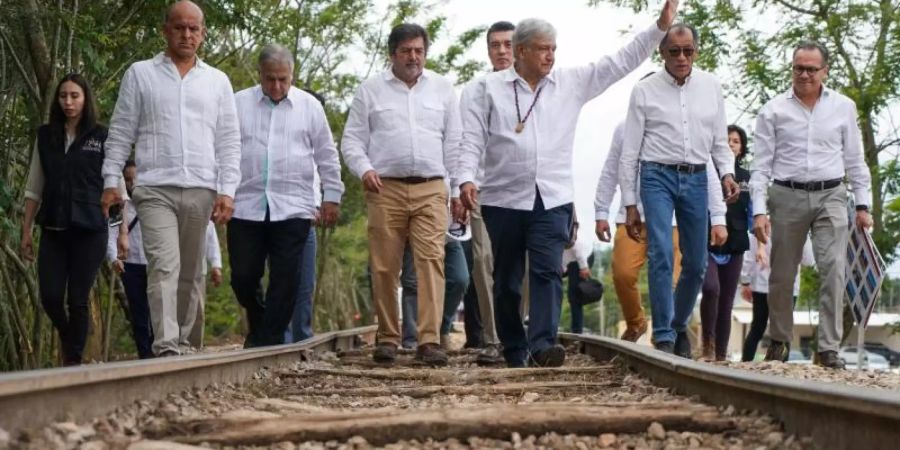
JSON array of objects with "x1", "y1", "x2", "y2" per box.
[{"x1": 514, "y1": 81, "x2": 543, "y2": 134}]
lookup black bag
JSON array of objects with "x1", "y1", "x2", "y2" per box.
[{"x1": 573, "y1": 278, "x2": 603, "y2": 305}]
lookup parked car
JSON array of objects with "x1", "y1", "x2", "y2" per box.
[
  {"x1": 862, "y1": 343, "x2": 900, "y2": 367},
  {"x1": 786, "y1": 350, "x2": 811, "y2": 365},
  {"x1": 838, "y1": 347, "x2": 891, "y2": 371}
]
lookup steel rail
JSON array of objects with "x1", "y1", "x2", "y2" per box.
[
  {"x1": 0, "y1": 326, "x2": 375, "y2": 431},
  {"x1": 561, "y1": 333, "x2": 900, "y2": 450}
]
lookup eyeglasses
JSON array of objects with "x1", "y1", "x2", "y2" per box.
[
  {"x1": 792, "y1": 65, "x2": 824, "y2": 76},
  {"x1": 665, "y1": 47, "x2": 695, "y2": 58}
]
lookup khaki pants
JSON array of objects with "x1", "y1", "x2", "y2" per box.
[
  {"x1": 768, "y1": 183, "x2": 847, "y2": 352},
  {"x1": 367, "y1": 179, "x2": 447, "y2": 347},
  {"x1": 470, "y1": 203, "x2": 499, "y2": 345},
  {"x1": 611, "y1": 224, "x2": 682, "y2": 330},
  {"x1": 180, "y1": 268, "x2": 206, "y2": 348},
  {"x1": 133, "y1": 186, "x2": 216, "y2": 355}
]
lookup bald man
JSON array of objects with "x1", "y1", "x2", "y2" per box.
[{"x1": 102, "y1": 0, "x2": 241, "y2": 357}]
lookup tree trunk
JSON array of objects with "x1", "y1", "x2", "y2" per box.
[{"x1": 20, "y1": 0, "x2": 53, "y2": 115}]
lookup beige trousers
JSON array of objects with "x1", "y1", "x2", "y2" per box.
[
  {"x1": 367, "y1": 179, "x2": 448, "y2": 347},
  {"x1": 133, "y1": 186, "x2": 216, "y2": 355}
]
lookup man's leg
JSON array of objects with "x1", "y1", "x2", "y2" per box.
[
  {"x1": 122, "y1": 263, "x2": 153, "y2": 359},
  {"x1": 367, "y1": 181, "x2": 410, "y2": 348},
  {"x1": 482, "y1": 205, "x2": 528, "y2": 366},
  {"x1": 400, "y1": 243, "x2": 418, "y2": 349},
  {"x1": 408, "y1": 180, "x2": 448, "y2": 348},
  {"x1": 566, "y1": 261, "x2": 584, "y2": 334},
  {"x1": 460, "y1": 239, "x2": 484, "y2": 348},
  {"x1": 639, "y1": 164, "x2": 678, "y2": 345},
  {"x1": 258, "y1": 218, "x2": 311, "y2": 346},
  {"x1": 612, "y1": 225, "x2": 648, "y2": 334},
  {"x1": 810, "y1": 185, "x2": 849, "y2": 354},
  {"x1": 671, "y1": 170, "x2": 710, "y2": 335},
  {"x1": 525, "y1": 195, "x2": 571, "y2": 358},
  {"x1": 470, "y1": 202, "x2": 498, "y2": 346},
  {"x1": 134, "y1": 186, "x2": 184, "y2": 355},
  {"x1": 227, "y1": 218, "x2": 268, "y2": 347},
  {"x1": 287, "y1": 228, "x2": 317, "y2": 343},
  {"x1": 767, "y1": 184, "x2": 812, "y2": 352},
  {"x1": 441, "y1": 239, "x2": 470, "y2": 337},
  {"x1": 174, "y1": 189, "x2": 216, "y2": 349}
]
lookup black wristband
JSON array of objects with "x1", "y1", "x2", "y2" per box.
[{"x1": 856, "y1": 205, "x2": 869, "y2": 212}]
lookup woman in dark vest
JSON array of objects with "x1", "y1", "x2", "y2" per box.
[
  {"x1": 20, "y1": 73, "x2": 127, "y2": 366},
  {"x1": 699, "y1": 124, "x2": 752, "y2": 361}
]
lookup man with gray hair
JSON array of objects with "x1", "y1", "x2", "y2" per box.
[
  {"x1": 457, "y1": 0, "x2": 680, "y2": 368},
  {"x1": 230, "y1": 43, "x2": 344, "y2": 347},
  {"x1": 751, "y1": 40, "x2": 871, "y2": 368},
  {"x1": 101, "y1": 0, "x2": 241, "y2": 357}
]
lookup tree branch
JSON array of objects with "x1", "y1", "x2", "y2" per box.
[
  {"x1": 0, "y1": 29, "x2": 42, "y2": 107},
  {"x1": 770, "y1": 0, "x2": 817, "y2": 16}
]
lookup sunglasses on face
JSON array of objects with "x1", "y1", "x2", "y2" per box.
[{"x1": 665, "y1": 46, "x2": 695, "y2": 57}]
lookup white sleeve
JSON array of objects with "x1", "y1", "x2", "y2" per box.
[
  {"x1": 619, "y1": 86, "x2": 646, "y2": 207},
  {"x1": 213, "y1": 78, "x2": 242, "y2": 198},
  {"x1": 706, "y1": 157, "x2": 726, "y2": 226},
  {"x1": 749, "y1": 103, "x2": 776, "y2": 216},
  {"x1": 841, "y1": 99, "x2": 872, "y2": 208},
  {"x1": 340, "y1": 86, "x2": 375, "y2": 178},
  {"x1": 309, "y1": 100, "x2": 343, "y2": 204},
  {"x1": 457, "y1": 79, "x2": 489, "y2": 188},
  {"x1": 103, "y1": 66, "x2": 140, "y2": 189},
  {"x1": 595, "y1": 123, "x2": 624, "y2": 221}
]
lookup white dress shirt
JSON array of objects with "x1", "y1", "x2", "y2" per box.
[
  {"x1": 107, "y1": 199, "x2": 146, "y2": 265},
  {"x1": 340, "y1": 69, "x2": 461, "y2": 192},
  {"x1": 458, "y1": 79, "x2": 488, "y2": 186},
  {"x1": 233, "y1": 86, "x2": 344, "y2": 221},
  {"x1": 102, "y1": 53, "x2": 242, "y2": 197},
  {"x1": 741, "y1": 234, "x2": 815, "y2": 295},
  {"x1": 749, "y1": 87, "x2": 872, "y2": 215},
  {"x1": 562, "y1": 241, "x2": 591, "y2": 271},
  {"x1": 594, "y1": 122, "x2": 726, "y2": 225},
  {"x1": 457, "y1": 23, "x2": 666, "y2": 211},
  {"x1": 618, "y1": 69, "x2": 735, "y2": 208}
]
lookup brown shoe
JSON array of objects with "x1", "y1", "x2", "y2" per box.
[
  {"x1": 620, "y1": 321, "x2": 648, "y2": 342},
  {"x1": 816, "y1": 350, "x2": 845, "y2": 369},
  {"x1": 764, "y1": 341, "x2": 789, "y2": 362},
  {"x1": 701, "y1": 337, "x2": 715, "y2": 361},
  {"x1": 373, "y1": 343, "x2": 398, "y2": 363},
  {"x1": 416, "y1": 343, "x2": 449, "y2": 366}
]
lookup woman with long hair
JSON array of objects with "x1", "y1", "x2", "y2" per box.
[
  {"x1": 20, "y1": 73, "x2": 127, "y2": 366},
  {"x1": 699, "y1": 124, "x2": 753, "y2": 361}
]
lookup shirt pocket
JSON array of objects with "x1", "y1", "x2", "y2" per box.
[
  {"x1": 371, "y1": 104, "x2": 403, "y2": 130},
  {"x1": 419, "y1": 101, "x2": 446, "y2": 133}
]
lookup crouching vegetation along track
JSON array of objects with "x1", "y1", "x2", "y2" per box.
[{"x1": 1, "y1": 327, "x2": 898, "y2": 449}]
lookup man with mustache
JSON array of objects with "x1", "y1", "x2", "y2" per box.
[{"x1": 342, "y1": 23, "x2": 462, "y2": 366}]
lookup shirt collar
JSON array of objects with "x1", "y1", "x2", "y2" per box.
[
  {"x1": 786, "y1": 84, "x2": 832, "y2": 99},
  {"x1": 153, "y1": 52, "x2": 208, "y2": 69},
  {"x1": 661, "y1": 68, "x2": 692, "y2": 86},
  {"x1": 255, "y1": 85, "x2": 295, "y2": 107},
  {"x1": 503, "y1": 66, "x2": 557, "y2": 88}
]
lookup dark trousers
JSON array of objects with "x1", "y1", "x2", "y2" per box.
[
  {"x1": 121, "y1": 263, "x2": 153, "y2": 359},
  {"x1": 285, "y1": 228, "x2": 317, "y2": 343},
  {"x1": 700, "y1": 254, "x2": 743, "y2": 358},
  {"x1": 482, "y1": 191, "x2": 572, "y2": 365},
  {"x1": 227, "y1": 214, "x2": 311, "y2": 347},
  {"x1": 461, "y1": 239, "x2": 484, "y2": 348},
  {"x1": 38, "y1": 227, "x2": 108, "y2": 364},
  {"x1": 565, "y1": 253, "x2": 594, "y2": 334},
  {"x1": 742, "y1": 292, "x2": 797, "y2": 361}
]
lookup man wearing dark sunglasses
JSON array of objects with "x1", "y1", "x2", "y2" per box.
[
  {"x1": 618, "y1": 23, "x2": 738, "y2": 358},
  {"x1": 750, "y1": 41, "x2": 872, "y2": 369}
]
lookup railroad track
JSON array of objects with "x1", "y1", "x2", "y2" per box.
[{"x1": 0, "y1": 326, "x2": 898, "y2": 449}]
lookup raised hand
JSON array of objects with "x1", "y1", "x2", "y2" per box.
[{"x1": 657, "y1": 0, "x2": 679, "y2": 31}]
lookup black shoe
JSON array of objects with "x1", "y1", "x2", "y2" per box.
[
  {"x1": 674, "y1": 331, "x2": 692, "y2": 359},
  {"x1": 816, "y1": 350, "x2": 845, "y2": 369},
  {"x1": 530, "y1": 344, "x2": 566, "y2": 367},
  {"x1": 373, "y1": 343, "x2": 398, "y2": 363},
  {"x1": 416, "y1": 343, "x2": 449, "y2": 366},
  {"x1": 507, "y1": 359, "x2": 527, "y2": 368},
  {"x1": 654, "y1": 341, "x2": 675, "y2": 354},
  {"x1": 475, "y1": 344, "x2": 505, "y2": 366},
  {"x1": 764, "y1": 341, "x2": 790, "y2": 362}
]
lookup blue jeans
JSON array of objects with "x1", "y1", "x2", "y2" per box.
[
  {"x1": 482, "y1": 191, "x2": 572, "y2": 365},
  {"x1": 401, "y1": 239, "x2": 470, "y2": 347},
  {"x1": 284, "y1": 228, "x2": 317, "y2": 343},
  {"x1": 640, "y1": 162, "x2": 709, "y2": 344}
]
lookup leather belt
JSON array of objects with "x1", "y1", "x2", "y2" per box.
[
  {"x1": 773, "y1": 178, "x2": 842, "y2": 191},
  {"x1": 382, "y1": 176, "x2": 444, "y2": 184},
  {"x1": 647, "y1": 161, "x2": 707, "y2": 174}
]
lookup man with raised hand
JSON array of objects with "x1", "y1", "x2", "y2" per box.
[{"x1": 457, "y1": 0, "x2": 680, "y2": 368}]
